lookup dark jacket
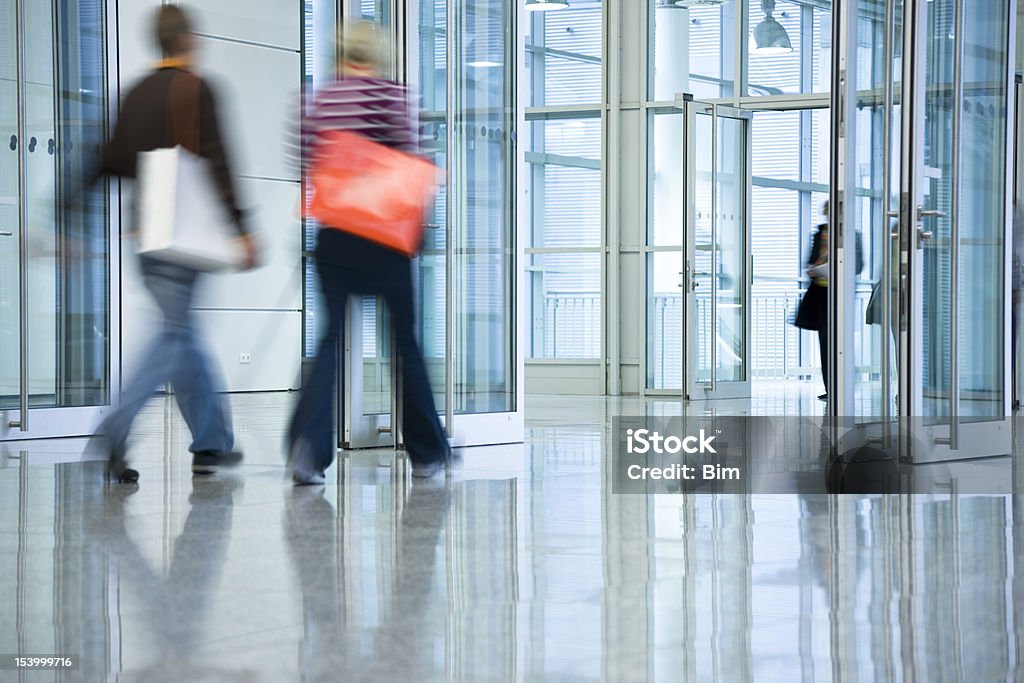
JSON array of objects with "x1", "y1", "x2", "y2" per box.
[
  {"x1": 98, "y1": 66, "x2": 246, "y2": 235},
  {"x1": 806, "y1": 224, "x2": 865, "y2": 275}
]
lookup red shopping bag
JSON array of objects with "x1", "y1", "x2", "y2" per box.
[{"x1": 306, "y1": 130, "x2": 439, "y2": 256}]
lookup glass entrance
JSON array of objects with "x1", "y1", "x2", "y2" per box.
[
  {"x1": 645, "y1": 99, "x2": 752, "y2": 400},
  {"x1": 342, "y1": 0, "x2": 523, "y2": 450},
  {"x1": 1, "y1": 0, "x2": 113, "y2": 441},
  {"x1": 683, "y1": 99, "x2": 751, "y2": 401},
  {"x1": 831, "y1": 0, "x2": 1014, "y2": 460}
]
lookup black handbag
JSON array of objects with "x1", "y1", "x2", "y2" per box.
[
  {"x1": 794, "y1": 283, "x2": 827, "y2": 331},
  {"x1": 865, "y1": 281, "x2": 882, "y2": 325}
]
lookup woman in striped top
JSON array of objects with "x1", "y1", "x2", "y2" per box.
[{"x1": 286, "y1": 22, "x2": 448, "y2": 484}]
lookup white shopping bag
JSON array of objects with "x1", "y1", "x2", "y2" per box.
[{"x1": 136, "y1": 145, "x2": 243, "y2": 271}]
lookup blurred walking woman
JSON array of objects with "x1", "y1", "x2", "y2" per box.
[{"x1": 287, "y1": 23, "x2": 448, "y2": 484}]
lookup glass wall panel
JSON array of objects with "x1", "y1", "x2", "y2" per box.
[
  {"x1": 527, "y1": 114, "x2": 601, "y2": 360},
  {"x1": 529, "y1": 118, "x2": 601, "y2": 249},
  {"x1": 449, "y1": 0, "x2": 515, "y2": 414},
  {"x1": 0, "y1": 0, "x2": 110, "y2": 411},
  {"x1": 920, "y1": 0, "x2": 1009, "y2": 419},
  {"x1": 647, "y1": 251, "x2": 683, "y2": 389},
  {"x1": 530, "y1": 252, "x2": 601, "y2": 359},
  {"x1": 745, "y1": 0, "x2": 830, "y2": 97},
  {"x1": 526, "y1": 0, "x2": 602, "y2": 107},
  {"x1": 649, "y1": 111, "x2": 684, "y2": 247}
]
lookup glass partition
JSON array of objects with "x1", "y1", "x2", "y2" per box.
[
  {"x1": 407, "y1": 0, "x2": 520, "y2": 444},
  {"x1": 1, "y1": 0, "x2": 111, "y2": 439}
]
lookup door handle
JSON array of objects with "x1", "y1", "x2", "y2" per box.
[
  {"x1": 917, "y1": 207, "x2": 947, "y2": 219},
  {"x1": 915, "y1": 206, "x2": 945, "y2": 245},
  {"x1": 0, "y1": 231, "x2": 12, "y2": 237}
]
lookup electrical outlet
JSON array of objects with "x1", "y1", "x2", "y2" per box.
[{"x1": 239, "y1": 352, "x2": 252, "y2": 364}]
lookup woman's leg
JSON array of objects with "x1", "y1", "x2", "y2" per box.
[
  {"x1": 380, "y1": 262, "x2": 447, "y2": 465},
  {"x1": 288, "y1": 241, "x2": 350, "y2": 475}
]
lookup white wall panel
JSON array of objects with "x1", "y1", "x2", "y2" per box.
[
  {"x1": 198, "y1": 37, "x2": 300, "y2": 182},
  {"x1": 525, "y1": 361, "x2": 602, "y2": 395},
  {"x1": 190, "y1": 0, "x2": 301, "y2": 52},
  {"x1": 192, "y1": 178, "x2": 302, "y2": 310},
  {"x1": 117, "y1": 0, "x2": 162, "y2": 90},
  {"x1": 116, "y1": 0, "x2": 303, "y2": 394},
  {"x1": 195, "y1": 309, "x2": 302, "y2": 391}
]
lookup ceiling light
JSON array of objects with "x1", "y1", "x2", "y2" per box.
[
  {"x1": 525, "y1": 0, "x2": 569, "y2": 11},
  {"x1": 466, "y1": 38, "x2": 503, "y2": 68},
  {"x1": 673, "y1": 0, "x2": 728, "y2": 8},
  {"x1": 750, "y1": 0, "x2": 792, "y2": 55}
]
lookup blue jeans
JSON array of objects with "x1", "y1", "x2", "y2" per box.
[
  {"x1": 288, "y1": 230, "x2": 448, "y2": 472},
  {"x1": 99, "y1": 257, "x2": 234, "y2": 454}
]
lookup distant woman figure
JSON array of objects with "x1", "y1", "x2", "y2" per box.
[
  {"x1": 795, "y1": 202, "x2": 832, "y2": 401},
  {"x1": 287, "y1": 22, "x2": 448, "y2": 484}
]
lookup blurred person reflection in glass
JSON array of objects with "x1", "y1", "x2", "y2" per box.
[
  {"x1": 89, "y1": 5, "x2": 258, "y2": 483},
  {"x1": 286, "y1": 22, "x2": 449, "y2": 485}
]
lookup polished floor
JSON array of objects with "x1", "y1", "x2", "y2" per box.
[{"x1": 2, "y1": 384, "x2": 1023, "y2": 681}]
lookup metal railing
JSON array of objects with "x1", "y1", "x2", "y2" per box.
[{"x1": 535, "y1": 285, "x2": 883, "y2": 381}]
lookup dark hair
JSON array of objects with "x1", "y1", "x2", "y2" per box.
[{"x1": 154, "y1": 5, "x2": 193, "y2": 56}]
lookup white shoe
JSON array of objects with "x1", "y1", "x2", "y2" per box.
[
  {"x1": 411, "y1": 460, "x2": 444, "y2": 479},
  {"x1": 288, "y1": 440, "x2": 326, "y2": 486}
]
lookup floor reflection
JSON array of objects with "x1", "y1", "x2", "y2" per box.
[{"x1": 0, "y1": 393, "x2": 1022, "y2": 681}]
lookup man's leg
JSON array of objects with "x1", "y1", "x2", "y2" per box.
[
  {"x1": 171, "y1": 317, "x2": 235, "y2": 455},
  {"x1": 98, "y1": 259, "x2": 194, "y2": 455}
]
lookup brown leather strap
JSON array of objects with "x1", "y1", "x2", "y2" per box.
[{"x1": 167, "y1": 73, "x2": 201, "y2": 153}]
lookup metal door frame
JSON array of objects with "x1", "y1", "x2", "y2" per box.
[
  {"x1": 339, "y1": 0, "x2": 525, "y2": 451},
  {"x1": 679, "y1": 95, "x2": 753, "y2": 402},
  {"x1": 2, "y1": 0, "x2": 121, "y2": 442},
  {"x1": 830, "y1": 0, "x2": 1016, "y2": 462}
]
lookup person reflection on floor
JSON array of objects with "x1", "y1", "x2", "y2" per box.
[
  {"x1": 85, "y1": 476, "x2": 252, "y2": 682},
  {"x1": 284, "y1": 478, "x2": 452, "y2": 682}
]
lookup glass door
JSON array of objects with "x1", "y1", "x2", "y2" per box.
[
  {"x1": 342, "y1": 0, "x2": 523, "y2": 450},
  {"x1": 1, "y1": 0, "x2": 113, "y2": 441},
  {"x1": 831, "y1": 0, "x2": 1014, "y2": 461},
  {"x1": 682, "y1": 99, "x2": 751, "y2": 401},
  {"x1": 441, "y1": 0, "x2": 521, "y2": 446},
  {"x1": 337, "y1": 0, "x2": 399, "y2": 449}
]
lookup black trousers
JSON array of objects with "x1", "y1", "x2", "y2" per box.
[{"x1": 288, "y1": 229, "x2": 448, "y2": 471}]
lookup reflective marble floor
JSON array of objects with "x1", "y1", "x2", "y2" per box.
[{"x1": 2, "y1": 385, "x2": 1024, "y2": 681}]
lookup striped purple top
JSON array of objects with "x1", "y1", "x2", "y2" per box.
[{"x1": 296, "y1": 77, "x2": 415, "y2": 167}]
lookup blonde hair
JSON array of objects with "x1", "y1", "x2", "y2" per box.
[{"x1": 338, "y1": 22, "x2": 386, "y2": 71}]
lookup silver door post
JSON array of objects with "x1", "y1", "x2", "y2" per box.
[
  {"x1": 708, "y1": 102, "x2": 718, "y2": 392},
  {"x1": 10, "y1": 0, "x2": 29, "y2": 430},
  {"x1": 947, "y1": 0, "x2": 965, "y2": 448},
  {"x1": 881, "y1": 0, "x2": 895, "y2": 425},
  {"x1": 444, "y1": 0, "x2": 456, "y2": 438}
]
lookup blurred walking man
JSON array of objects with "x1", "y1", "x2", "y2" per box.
[{"x1": 93, "y1": 5, "x2": 258, "y2": 482}]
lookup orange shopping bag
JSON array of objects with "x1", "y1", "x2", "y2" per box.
[{"x1": 306, "y1": 130, "x2": 439, "y2": 256}]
